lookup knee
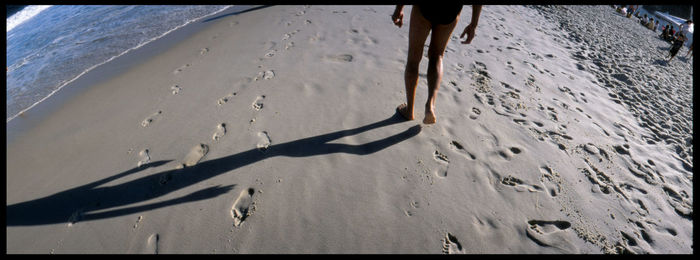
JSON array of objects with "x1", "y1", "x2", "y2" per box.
[
  {"x1": 405, "y1": 58, "x2": 421, "y2": 74},
  {"x1": 427, "y1": 55, "x2": 443, "y2": 70}
]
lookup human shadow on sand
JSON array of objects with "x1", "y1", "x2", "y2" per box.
[
  {"x1": 7, "y1": 111, "x2": 421, "y2": 226},
  {"x1": 652, "y1": 59, "x2": 669, "y2": 66}
]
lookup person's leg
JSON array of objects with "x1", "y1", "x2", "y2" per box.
[
  {"x1": 423, "y1": 16, "x2": 459, "y2": 124},
  {"x1": 398, "y1": 7, "x2": 432, "y2": 120},
  {"x1": 669, "y1": 49, "x2": 678, "y2": 61}
]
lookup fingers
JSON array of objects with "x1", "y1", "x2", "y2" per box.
[
  {"x1": 459, "y1": 31, "x2": 474, "y2": 44},
  {"x1": 461, "y1": 34, "x2": 474, "y2": 44},
  {"x1": 392, "y1": 13, "x2": 403, "y2": 28},
  {"x1": 461, "y1": 33, "x2": 474, "y2": 44},
  {"x1": 460, "y1": 25, "x2": 476, "y2": 44}
]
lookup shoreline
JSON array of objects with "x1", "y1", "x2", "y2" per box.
[{"x1": 6, "y1": 5, "x2": 264, "y2": 144}]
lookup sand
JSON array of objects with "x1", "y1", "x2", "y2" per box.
[{"x1": 6, "y1": 5, "x2": 693, "y2": 254}]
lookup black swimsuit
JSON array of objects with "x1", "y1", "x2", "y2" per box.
[{"x1": 417, "y1": 5, "x2": 463, "y2": 25}]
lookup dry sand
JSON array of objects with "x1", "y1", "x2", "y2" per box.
[{"x1": 6, "y1": 5, "x2": 693, "y2": 254}]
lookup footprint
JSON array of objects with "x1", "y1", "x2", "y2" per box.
[
  {"x1": 285, "y1": 41, "x2": 295, "y2": 50},
  {"x1": 539, "y1": 166, "x2": 562, "y2": 197},
  {"x1": 254, "y1": 70, "x2": 275, "y2": 81},
  {"x1": 257, "y1": 131, "x2": 271, "y2": 152},
  {"x1": 404, "y1": 201, "x2": 418, "y2": 216},
  {"x1": 513, "y1": 118, "x2": 529, "y2": 125},
  {"x1": 263, "y1": 70, "x2": 275, "y2": 80},
  {"x1": 500, "y1": 81, "x2": 520, "y2": 93},
  {"x1": 497, "y1": 149, "x2": 514, "y2": 160},
  {"x1": 141, "y1": 110, "x2": 162, "y2": 127},
  {"x1": 434, "y1": 150, "x2": 449, "y2": 163},
  {"x1": 170, "y1": 85, "x2": 181, "y2": 95},
  {"x1": 217, "y1": 92, "x2": 236, "y2": 106},
  {"x1": 662, "y1": 186, "x2": 692, "y2": 219},
  {"x1": 183, "y1": 144, "x2": 208, "y2": 167},
  {"x1": 133, "y1": 215, "x2": 144, "y2": 229},
  {"x1": 509, "y1": 147, "x2": 522, "y2": 154},
  {"x1": 265, "y1": 49, "x2": 276, "y2": 58},
  {"x1": 173, "y1": 64, "x2": 190, "y2": 74},
  {"x1": 613, "y1": 144, "x2": 630, "y2": 155},
  {"x1": 470, "y1": 61, "x2": 491, "y2": 93},
  {"x1": 501, "y1": 175, "x2": 543, "y2": 192},
  {"x1": 146, "y1": 233, "x2": 159, "y2": 254},
  {"x1": 325, "y1": 54, "x2": 353, "y2": 62},
  {"x1": 582, "y1": 158, "x2": 628, "y2": 199},
  {"x1": 449, "y1": 140, "x2": 476, "y2": 160},
  {"x1": 469, "y1": 107, "x2": 481, "y2": 120},
  {"x1": 448, "y1": 81, "x2": 462, "y2": 92},
  {"x1": 252, "y1": 95, "x2": 266, "y2": 110},
  {"x1": 200, "y1": 47, "x2": 209, "y2": 55},
  {"x1": 441, "y1": 232, "x2": 465, "y2": 254},
  {"x1": 433, "y1": 150, "x2": 449, "y2": 177},
  {"x1": 137, "y1": 149, "x2": 151, "y2": 167},
  {"x1": 620, "y1": 231, "x2": 638, "y2": 248},
  {"x1": 525, "y1": 220, "x2": 574, "y2": 251},
  {"x1": 212, "y1": 123, "x2": 226, "y2": 141},
  {"x1": 231, "y1": 188, "x2": 255, "y2": 227}
]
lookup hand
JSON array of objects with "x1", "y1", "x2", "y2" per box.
[
  {"x1": 460, "y1": 23, "x2": 477, "y2": 44},
  {"x1": 392, "y1": 9, "x2": 404, "y2": 28}
]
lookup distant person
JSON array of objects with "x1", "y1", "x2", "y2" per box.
[
  {"x1": 392, "y1": 5, "x2": 482, "y2": 124},
  {"x1": 669, "y1": 26, "x2": 676, "y2": 41},
  {"x1": 647, "y1": 18, "x2": 655, "y2": 30},
  {"x1": 662, "y1": 25, "x2": 670, "y2": 40},
  {"x1": 679, "y1": 20, "x2": 693, "y2": 38},
  {"x1": 668, "y1": 33, "x2": 686, "y2": 62},
  {"x1": 653, "y1": 21, "x2": 659, "y2": 32},
  {"x1": 627, "y1": 5, "x2": 635, "y2": 17},
  {"x1": 661, "y1": 24, "x2": 668, "y2": 37},
  {"x1": 641, "y1": 14, "x2": 648, "y2": 25},
  {"x1": 625, "y1": 5, "x2": 634, "y2": 18}
]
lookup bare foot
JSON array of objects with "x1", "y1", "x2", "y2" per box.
[
  {"x1": 424, "y1": 111, "x2": 436, "y2": 124},
  {"x1": 397, "y1": 103, "x2": 414, "y2": 120}
]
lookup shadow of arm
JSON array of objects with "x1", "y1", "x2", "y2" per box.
[{"x1": 81, "y1": 185, "x2": 234, "y2": 222}]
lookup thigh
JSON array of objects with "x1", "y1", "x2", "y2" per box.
[
  {"x1": 428, "y1": 16, "x2": 459, "y2": 58},
  {"x1": 407, "y1": 7, "x2": 432, "y2": 62}
]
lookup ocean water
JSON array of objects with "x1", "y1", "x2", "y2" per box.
[{"x1": 6, "y1": 5, "x2": 232, "y2": 121}]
